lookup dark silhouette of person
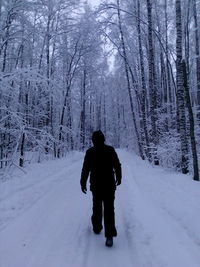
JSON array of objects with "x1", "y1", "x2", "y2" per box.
[{"x1": 80, "y1": 130, "x2": 122, "y2": 247}]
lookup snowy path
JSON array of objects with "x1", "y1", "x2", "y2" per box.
[{"x1": 0, "y1": 150, "x2": 200, "y2": 267}]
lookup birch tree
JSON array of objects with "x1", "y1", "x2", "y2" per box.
[
  {"x1": 176, "y1": 0, "x2": 189, "y2": 174},
  {"x1": 146, "y1": 0, "x2": 159, "y2": 165}
]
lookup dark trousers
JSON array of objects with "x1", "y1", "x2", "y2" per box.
[{"x1": 91, "y1": 190, "x2": 117, "y2": 238}]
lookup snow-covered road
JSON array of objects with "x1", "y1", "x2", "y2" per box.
[{"x1": 0, "y1": 150, "x2": 200, "y2": 267}]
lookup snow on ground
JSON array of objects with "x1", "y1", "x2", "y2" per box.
[{"x1": 0, "y1": 149, "x2": 200, "y2": 267}]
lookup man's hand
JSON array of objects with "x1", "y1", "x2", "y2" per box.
[
  {"x1": 81, "y1": 185, "x2": 87, "y2": 194},
  {"x1": 116, "y1": 180, "x2": 121, "y2": 186}
]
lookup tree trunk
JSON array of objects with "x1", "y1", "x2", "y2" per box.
[
  {"x1": 19, "y1": 132, "x2": 25, "y2": 167},
  {"x1": 0, "y1": 0, "x2": 2, "y2": 20},
  {"x1": 164, "y1": 0, "x2": 174, "y2": 129},
  {"x1": 57, "y1": 90, "x2": 68, "y2": 158},
  {"x1": 146, "y1": 0, "x2": 159, "y2": 165},
  {"x1": 192, "y1": 0, "x2": 200, "y2": 116},
  {"x1": 176, "y1": 0, "x2": 189, "y2": 174},
  {"x1": 117, "y1": 0, "x2": 144, "y2": 160},
  {"x1": 80, "y1": 69, "x2": 86, "y2": 150},
  {"x1": 2, "y1": 13, "x2": 12, "y2": 72},
  {"x1": 182, "y1": 60, "x2": 199, "y2": 181},
  {"x1": 137, "y1": 0, "x2": 151, "y2": 160}
]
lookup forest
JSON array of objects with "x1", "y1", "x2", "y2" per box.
[{"x1": 0, "y1": 0, "x2": 199, "y2": 180}]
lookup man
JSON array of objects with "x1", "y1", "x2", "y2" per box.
[{"x1": 80, "y1": 130, "x2": 122, "y2": 247}]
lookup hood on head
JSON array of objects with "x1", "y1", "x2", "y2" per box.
[{"x1": 92, "y1": 130, "x2": 105, "y2": 146}]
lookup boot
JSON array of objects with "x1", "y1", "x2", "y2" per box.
[
  {"x1": 93, "y1": 229, "x2": 102, "y2": 234},
  {"x1": 105, "y1": 237, "x2": 113, "y2": 247}
]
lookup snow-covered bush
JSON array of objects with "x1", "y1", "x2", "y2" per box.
[{"x1": 157, "y1": 133, "x2": 182, "y2": 171}]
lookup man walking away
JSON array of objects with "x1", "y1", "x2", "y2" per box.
[{"x1": 80, "y1": 130, "x2": 122, "y2": 247}]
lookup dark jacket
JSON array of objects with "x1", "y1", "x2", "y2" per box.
[{"x1": 80, "y1": 144, "x2": 122, "y2": 192}]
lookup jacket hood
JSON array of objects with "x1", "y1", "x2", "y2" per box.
[{"x1": 92, "y1": 130, "x2": 105, "y2": 146}]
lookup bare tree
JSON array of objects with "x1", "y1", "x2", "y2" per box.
[
  {"x1": 176, "y1": 0, "x2": 189, "y2": 174},
  {"x1": 146, "y1": 0, "x2": 160, "y2": 165},
  {"x1": 182, "y1": 60, "x2": 199, "y2": 180}
]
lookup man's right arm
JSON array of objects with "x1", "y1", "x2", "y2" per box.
[{"x1": 112, "y1": 148, "x2": 122, "y2": 185}]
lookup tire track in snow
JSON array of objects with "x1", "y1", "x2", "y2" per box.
[
  {"x1": 1, "y1": 150, "x2": 200, "y2": 267},
  {"x1": 0, "y1": 156, "x2": 87, "y2": 267},
  {"x1": 0, "y1": 157, "x2": 82, "y2": 231},
  {"x1": 82, "y1": 163, "x2": 136, "y2": 267},
  {"x1": 119, "y1": 151, "x2": 200, "y2": 267},
  {"x1": 0, "y1": 155, "x2": 82, "y2": 202}
]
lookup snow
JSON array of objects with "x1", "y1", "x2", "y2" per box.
[
  {"x1": 88, "y1": 0, "x2": 101, "y2": 7},
  {"x1": 0, "y1": 150, "x2": 200, "y2": 267}
]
